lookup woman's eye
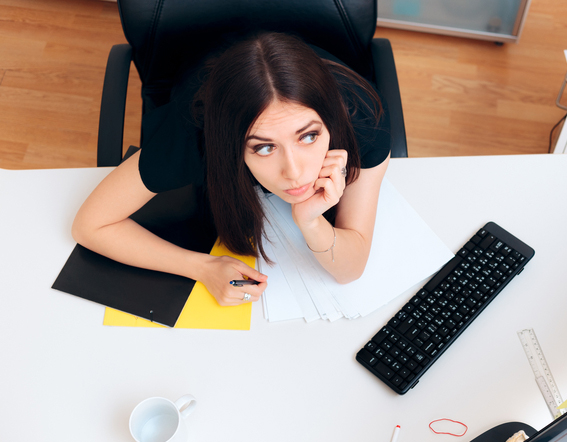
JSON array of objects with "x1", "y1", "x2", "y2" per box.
[
  {"x1": 301, "y1": 132, "x2": 318, "y2": 144},
  {"x1": 255, "y1": 145, "x2": 276, "y2": 156}
]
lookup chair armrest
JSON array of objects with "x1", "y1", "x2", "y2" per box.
[
  {"x1": 370, "y1": 38, "x2": 408, "y2": 158},
  {"x1": 97, "y1": 43, "x2": 133, "y2": 167}
]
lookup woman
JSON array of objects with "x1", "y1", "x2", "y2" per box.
[{"x1": 72, "y1": 32, "x2": 391, "y2": 306}]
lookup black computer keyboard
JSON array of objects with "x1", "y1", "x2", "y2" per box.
[{"x1": 356, "y1": 222, "x2": 535, "y2": 394}]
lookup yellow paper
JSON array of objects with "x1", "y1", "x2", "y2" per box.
[
  {"x1": 559, "y1": 399, "x2": 567, "y2": 410},
  {"x1": 103, "y1": 239, "x2": 254, "y2": 330}
]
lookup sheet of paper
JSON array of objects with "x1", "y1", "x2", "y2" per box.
[
  {"x1": 103, "y1": 240, "x2": 253, "y2": 330},
  {"x1": 258, "y1": 178, "x2": 454, "y2": 322},
  {"x1": 261, "y1": 218, "x2": 321, "y2": 322},
  {"x1": 333, "y1": 178, "x2": 454, "y2": 317},
  {"x1": 258, "y1": 240, "x2": 304, "y2": 322},
  {"x1": 262, "y1": 194, "x2": 344, "y2": 321}
]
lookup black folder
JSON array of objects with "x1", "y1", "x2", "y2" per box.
[{"x1": 52, "y1": 173, "x2": 217, "y2": 327}]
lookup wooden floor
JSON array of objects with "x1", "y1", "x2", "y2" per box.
[{"x1": 1, "y1": 0, "x2": 566, "y2": 170}]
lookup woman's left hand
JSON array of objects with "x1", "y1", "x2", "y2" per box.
[{"x1": 291, "y1": 149, "x2": 348, "y2": 228}]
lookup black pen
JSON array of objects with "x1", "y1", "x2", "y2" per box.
[{"x1": 229, "y1": 279, "x2": 260, "y2": 287}]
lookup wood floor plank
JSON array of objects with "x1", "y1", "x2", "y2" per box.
[
  {"x1": 0, "y1": 0, "x2": 566, "y2": 170},
  {"x1": 2, "y1": 65, "x2": 105, "y2": 96}
]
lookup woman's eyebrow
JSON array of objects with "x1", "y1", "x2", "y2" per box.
[
  {"x1": 295, "y1": 120, "x2": 321, "y2": 134},
  {"x1": 246, "y1": 120, "x2": 322, "y2": 143},
  {"x1": 246, "y1": 134, "x2": 272, "y2": 142}
]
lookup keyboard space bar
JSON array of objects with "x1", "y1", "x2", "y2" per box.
[{"x1": 424, "y1": 255, "x2": 462, "y2": 292}]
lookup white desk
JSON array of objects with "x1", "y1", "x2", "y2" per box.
[{"x1": 1, "y1": 154, "x2": 566, "y2": 442}]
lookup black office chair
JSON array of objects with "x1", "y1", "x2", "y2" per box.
[{"x1": 97, "y1": 0, "x2": 408, "y2": 167}]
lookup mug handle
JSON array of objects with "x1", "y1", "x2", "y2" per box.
[{"x1": 175, "y1": 394, "x2": 197, "y2": 420}]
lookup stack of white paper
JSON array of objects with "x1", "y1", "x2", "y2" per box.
[{"x1": 257, "y1": 178, "x2": 454, "y2": 322}]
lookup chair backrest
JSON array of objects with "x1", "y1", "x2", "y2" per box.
[{"x1": 117, "y1": 0, "x2": 378, "y2": 111}]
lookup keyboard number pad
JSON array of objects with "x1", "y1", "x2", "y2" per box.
[{"x1": 358, "y1": 325, "x2": 430, "y2": 390}]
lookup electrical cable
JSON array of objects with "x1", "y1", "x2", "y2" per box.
[{"x1": 549, "y1": 113, "x2": 567, "y2": 153}]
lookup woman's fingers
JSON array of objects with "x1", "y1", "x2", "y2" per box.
[
  {"x1": 320, "y1": 150, "x2": 347, "y2": 186},
  {"x1": 290, "y1": 149, "x2": 348, "y2": 227},
  {"x1": 204, "y1": 255, "x2": 267, "y2": 306},
  {"x1": 316, "y1": 155, "x2": 348, "y2": 203},
  {"x1": 225, "y1": 276, "x2": 266, "y2": 304},
  {"x1": 219, "y1": 281, "x2": 266, "y2": 306},
  {"x1": 233, "y1": 261, "x2": 268, "y2": 283},
  {"x1": 314, "y1": 176, "x2": 342, "y2": 206}
]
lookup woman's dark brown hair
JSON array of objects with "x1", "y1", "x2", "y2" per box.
[{"x1": 195, "y1": 32, "x2": 382, "y2": 261}]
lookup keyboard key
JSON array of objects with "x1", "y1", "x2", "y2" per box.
[
  {"x1": 365, "y1": 341, "x2": 376, "y2": 351},
  {"x1": 358, "y1": 349, "x2": 378, "y2": 366},
  {"x1": 431, "y1": 334, "x2": 443, "y2": 345},
  {"x1": 391, "y1": 361, "x2": 402, "y2": 372},
  {"x1": 391, "y1": 375, "x2": 403, "y2": 386},
  {"x1": 423, "y1": 342, "x2": 436, "y2": 354},
  {"x1": 388, "y1": 319, "x2": 401, "y2": 330},
  {"x1": 375, "y1": 362, "x2": 394, "y2": 379},
  {"x1": 414, "y1": 352, "x2": 426, "y2": 363},
  {"x1": 405, "y1": 327, "x2": 420, "y2": 340},
  {"x1": 389, "y1": 347, "x2": 401, "y2": 358},
  {"x1": 372, "y1": 327, "x2": 389, "y2": 343},
  {"x1": 407, "y1": 360, "x2": 417, "y2": 370},
  {"x1": 470, "y1": 234, "x2": 482, "y2": 244},
  {"x1": 396, "y1": 311, "x2": 408, "y2": 321},
  {"x1": 480, "y1": 234, "x2": 495, "y2": 249},
  {"x1": 405, "y1": 345, "x2": 417, "y2": 356},
  {"x1": 491, "y1": 240, "x2": 504, "y2": 251},
  {"x1": 410, "y1": 296, "x2": 422, "y2": 305},
  {"x1": 397, "y1": 317, "x2": 416, "y2": 334},
  {"x1": 374, "y1": 347, "x2": 385, "y2": 358}
]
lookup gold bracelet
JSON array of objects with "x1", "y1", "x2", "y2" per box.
[{"x1": 306, "y1": 225, "x2": 336, "y2": 262}]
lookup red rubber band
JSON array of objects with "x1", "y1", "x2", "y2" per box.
[{"x1": 429, "y1": 418, "x2": 468, "y2": 437}]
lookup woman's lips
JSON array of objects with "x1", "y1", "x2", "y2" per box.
[{"x1": 284, "y1": 183, "x2": 311, "y2": 197}]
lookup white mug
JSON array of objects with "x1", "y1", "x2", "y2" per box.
[{"x1": 129, "y1": 395, "x2": 197, "y2": 442}]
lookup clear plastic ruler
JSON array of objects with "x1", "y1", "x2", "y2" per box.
[{"x1": 518, "y1": 328, "x2": 565, "y2": 419}]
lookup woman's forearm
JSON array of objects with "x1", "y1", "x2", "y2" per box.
[
  {"x1": 299, "y1": 215, "x2": 371, "y2": 284},
  {"x1": 298, "y1": 159, "x2": 389, "y2": 284},
  {"x1": 70, "y1": 150, "x2": 213, "y2": 282},
  {"x1": 70, "y1": 150, "x2": 267, "y2": 306},
  {"x1": 72, "y1": 216, "x2": 210, "y2": 282}
]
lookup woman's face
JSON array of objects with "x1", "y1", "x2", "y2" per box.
[{"x1": 244, "y1": 100, "x2": 330, "y2": 204}]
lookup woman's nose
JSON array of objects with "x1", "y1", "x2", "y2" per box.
[{"x1": 281, "y1": 149, "x2": 301, "y2": 181}]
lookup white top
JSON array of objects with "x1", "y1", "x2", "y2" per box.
[{"x1": 1, "y1": 154, "x2": 566, "y2": 442}]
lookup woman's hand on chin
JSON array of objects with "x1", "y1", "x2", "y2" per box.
[{"x1": 291, "y1": 149, "x2": 347, "y2": 228}]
